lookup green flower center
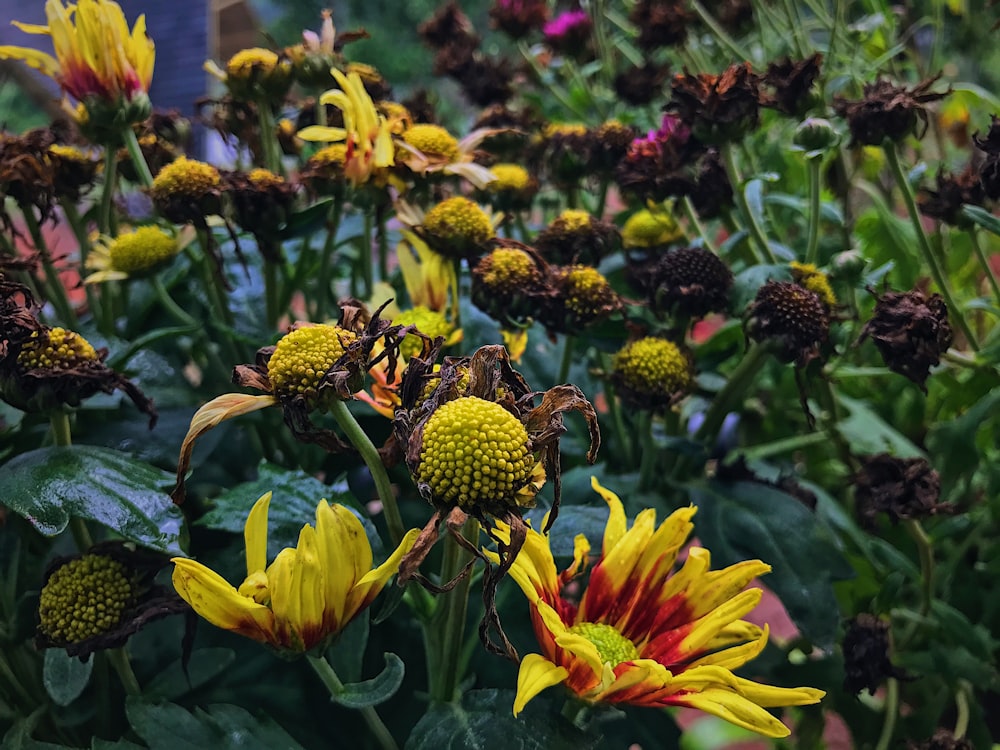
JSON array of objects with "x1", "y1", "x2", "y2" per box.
[
  {"x1": 108, "y1": 226, "x2": 178, "y2": 274},
  {"x1": 151, "y1": 157, "x2": 220, "y2": 199},
  {"x1": 403, "y1": 124, "x2": 460, "y2": 161},
  {"x1": 568, "y1": 622, "x2": 640, "y2": 666},
  {"x1": 393, "y1": 306, "x2": 453, "y2": 360},
  {"x1": 417, "y1": 396, "x2": 532, "y2": 508},
  {"x1": 267, "y1": 325, "x2": 358, "y2": 399},
  {"x1": 38, "y1": 555, "x2": 133, "y2": 643},
  {"x1": 613, "y1": 337, "x2": 691, "y2": 396},
  {"x1": 17, "y1": 327, "x2": 98, "y2": 371}
]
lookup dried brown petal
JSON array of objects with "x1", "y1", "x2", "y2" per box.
[
  {"x1": 842, "y1": 613, "x2": 909, "y2": 695},
  {"x1": 833, "y1": 76, "x2": 949, "y2": 147},
  {"x1": 854, "y1": 453, "x2": 952, "y2": 527}
]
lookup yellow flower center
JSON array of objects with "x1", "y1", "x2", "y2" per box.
[
  {"x1": 563, "y1": 265, "x2": 611, "y2": 316},
  {"x1": 17, "y1": 328, "x2": 98, "y2": 370},
  {"x1": 310, "y1": 144, "x2": 349, "y2": 168},
  {"x1": 544, "y1": 123, "x2": 588, "y2": 138},
  {"x1": 568, "y1": 622, "x2": 639, "y2": 666},
  {"x1": 403, "y1": 124, "x2": 460, "y2": 161},
  {"x1": 38, "y1": 556, "x2": 132, "y2": 643},
  {"x1": 227, "y1": 48, "x2": 280, "y2": 79},
  {"x1": 790, "y1": 262, "x2": 837, "y2": 307},
  {"x1": 489, "y1": 164, "x2": 532, "y2": 191},
  {"x1": 557, "y1": 209, "x2": 592, "y2": 232},
  {"x1": 417, "y1": 396, "x2": 533, "y2": 508},
  {"x1": 423, "y1": 198, "x2": 494, "y2": 252},
  {"x1": 479, "y1": 248, "x2": 539, "y2": 291},
  {"x1": 267, "y1": 325, "x2": 359, "y2": 399},
  {"x1": 622, "y1": 209, "x2": 682, "y2": 248},
  {"x1": 613, "y1": 337, "x2": 691, "y2": 397},
  {"x1": 108, "y1": 226, "x2": 178, "y2": 274},
  {"x1": 47, "y1": 144, "x2": 90, "y2": 163},
  {"x1": 247, "y1": 168, "x2": 286, "y2": 188},
  {"x1": 393, "y1": 306, "x2": 454, "y2": 360},
  {"x1": 151, "y1": 157, "x2": 220, "y2": 199}
]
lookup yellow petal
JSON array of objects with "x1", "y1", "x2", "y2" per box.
[
  {"x1": 264, "y1": 547, "x2": 301, "y2": 649},
  {"x1": 591, "y1": 658, "x2": 672, "y2": 703},
  {"x1": 172, "y1": 558, "x2": 275, "y2": 644},
  {"x1": 513, "y1": 654, "x2": 568, "y2": 716},
  {"x1": 349, "y1": 527, "x2": 420, "y2": 617},
  {"x1": 675, "y1": 687, "x2": 793, "y2": 738},
  {"x1": 10, "y1": 21, "x2": 51, "y2": 34},
  {"x1": 298, "y1": 125, "x2": 348, "y2": 142},
  {"x1": 689, "y1": 624, "x2": 768, "y2": 671},
  {"x1": 315, "y1": 502, "x2": 371, "y2": 627},
  {"x1": 730, "y1": 676, "x2": 825, "y2": 708},
  {"x1": 684, "y1": 559, "x2": 772, "y2": 618},
  {"x1": 536, "y1": 601, "x2": 602, "y2": 679},
  {"x1": 501, "y1": 328, "x2": 528, "y2": 362},
  {"x1": 292, "y1": 523, "x2": 326, "y2": 646},
  {"x1": 0, "y1": 46, "x2": 60, "y2": 78},
  {"x1": 442, "y1": 162, "x2": 496, "y2": 189},
  {"x1": 486, "y1": 521, "x2": 560, "y2": 604},
  {"x1": 680, "y1": 588, "x2": 763, "y2": 655},
  {"x1": 591, "y1": 477, "x2": 627, "y2": 555},
  {"x1": 244, "y1": 492, "x2": 272, "y2": 577}
]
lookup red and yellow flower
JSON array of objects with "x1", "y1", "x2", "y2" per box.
[
  {"x1": 172, "y1": 491, "x2": 418, "y2": 653},
  {"x1": 492, "y1": 477, "x2": 824, "y2": 738}
]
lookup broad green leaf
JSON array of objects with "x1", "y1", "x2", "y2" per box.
[
  {"x1": 527, "y1": 505, "x2": 608, "y2": 558},
  {"x1": 0, "y1": 446, "x2": 184, "y2": 555},
  {"x1": 687, "y1": 479, "x2": 851, "y2": 648},
  {"x1": 731, "y1": 264, "x2": 791, "y2": 311},
  {"x1": 125, "y1": 698, "x2": 305, "y2": 750},
  {"x1": 142, "y1": 648, "x2": 236, "y2": 701},
  {"x1": 961, "y1": 204, "x2": 1000, "y2": 237},
  {"x1": 329, "y1": 610, "x2": 369, "y2": 683},
  {"x1": 279, "y1": 198, "x2": 335, "y2": 239},
  {"x1": 43, "y1": 650, "x2": 93, "y2": 706},
  {"x1": 836, "y1": 395, "x2": 923, "y2": 457},
  {"x1": 926, "y1": 381, "x2": 1000, "y2": 489},
  {"x1": 326, "y1": 651, "x2": 405, "y2": 709},
  {"x1": 405, "y1": 689, "x2": 601, "y2": 750}
]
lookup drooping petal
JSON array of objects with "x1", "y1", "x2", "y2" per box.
[
  {"x1": 678, "y1": 588, "x2": 764, "y2": 656},
  {"x1": 172, "y1": 558, "x2": 276, "y2": 645},
  {"x1": 591, "y1": 477, "x2": 627, "y2": 555},
  {"x1": 298, "y1": 125, "x2": 348, "y2": 142},
  {"x1": 513, "y1": 654, "x2": 568, "y2": 716},
  {"x1": 730, "y1": 676, "x2": 825, "y2": 708},
  {"x1": 348, "y1": 527, "x2": 420, "y2": 617},
  {"x1": 669, "y1": 687, "x2": 795, "y2": 738},
  {"x1": 244, "y1": 492, "x2": 271, "y2": 577},
  {"x1": 0, "y1": 46, "x2": 60, "y2": 77},
  {"x1": 590, "y1": 658, "x2": 673, "y2": 704},
  {"x1": 490, "y1": 521, "x2": 562, "y2": 609},
  {"x1": 688, "y1": 624, "x2": 768, "y2": 671}
]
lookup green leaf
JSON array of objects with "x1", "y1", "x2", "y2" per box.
[
  {"x1": 142, "y1": 648, "x2": 236, "y2": 701},
  {"x1": 527, "y1": 505, "x2": 608, "y2": 558},
  {"x1": 927, "y1": 387, "x2": 1000, "y2": 488},
  {"x1": 326, "y1": 651, "x2": 405, "y2": 709},
  {"x1": 405, "y1": 689, "x2": 601, "y2": 750},
  {"x1": 0, "y1": 446, "x2": 184, "y2": 555},
  {"x1": 836, "y1": 395, "x2": 924, "y2": 457},
  {"x1": 687, "y1": 479, "x2": 851, "y2": 648},
  {"x1": 961, "y1": 203, "x2": 1000, "y2": 236},
  {"x1": 279, "y1": 198, "x2": 335, "y2": 239},
  {"x1": 43, "y1": 650, "x2": 93, "y2": 706},
  {"x1": 731, "y1": 264, "x2": 791, "y2": 311},
  {"x1": 125, "y1": 698, "x2": 305, "y2": 750},
  {"x1": 91, "y1": 741, "x2": 146, "y2": 750},
  {"x1": 328, "y1": 610, "x2": 369, "y2": 683}
]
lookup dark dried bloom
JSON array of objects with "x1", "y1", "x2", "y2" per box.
[
  {"x1": 471, "y1": 240, "x2": 550, "y2": 327},
  {"x1": 855, "y1": 454, "x2": 952, "y2": 528},
  {"x1": 974, "y1": 115, "x2": 1000, "y2": 198},
  {"x1": 614, "y1": 114, "x2": 704, "y2": 202},
  {"x1": 763, "y1": 54, "x2": 823, "y2": 117},
  {"x1": 907, "y1": 730, "x2": 974, "y2": 750},
  {"x1": 629, "y1": 245, "x2": 733, "y2": 319},
  {"x1": 842, "y1": 614, "x2": 908, "y2": 695},
  {"x1": 591, "y1": 120, "x2": 640, "y2": 175},
  {"x1": 859, "y1": 289, "x2": 952, "y2": 389},
  {"x1": 419, "y1": 2, "x2": 479, "y2": 48},
  {"x1": 490, "y1": 0, "x2": 549, "y2": 39},
  {"x1": 716, "y1": 456, "x2": 818, "y2": 510},
  {"x1": 401, "y1": 89, "x2": 439, "y2": 125},
  {"x1": 543, "y1": 10, "x2": 593, "y2": 59},
  {"x1": 668, "y1": 63, "x2": 763, "y2": 144},
  {"x1": 972, "y1": 114, "x2": 1000, "y2": 155},
  {"x1": 537, "y1": 122, "x2": 596, "y2": 187},
  {"x1": 534, "y1": 209, "x2": 620, "y2": 265},
  {"x1": 36, "y1": 542, "x2": 189, "y2": 659},
  {"x1": 629, "y1": 0, "x2": 693, "y2": 50},
  {"x1": 687, "y1": 149, "x2": 734, "y2": 219},
  {"x1": 300, "y1": 143, "x2": 349, "y2": 197},
  {"x1": 833, "y1": 76, "x2": 949, "y2": 147},
  {"x1": 391, "y1": 344, "x2": 599, "y2": 657},
  {"x1": 0, "y1": 128, "x2": 59, "y2": 229},
  {"x1": 746, "y1": 281, "x2": 829, "y2": 366},
  {"x1": 46, "y1": 143, "x2": 101, "y2": 201},
  {"x1": 614, "y1": 61, "x2": 671, "y2": 106},
  {"x1": 454, "y1": 56, "x2": 515, "y2": 107},
  {"x1": 149, "y1": 157, "x2": 223, "y2": 225},
  {"x1": 223, "y1": 168, "x2": 299, "y2": 261},
  {"x1": 917, "y1": 165, "x2": 985, "y2": 226},
  {"x1": 539, "y1": 264, "x2": 624, "y2": 335},
  {"x1": 715, "y1": 0, "x2": 754, "y2": 33},
  {"x1": 196, "y1": 95, "x2": 260, "y2": 156},
  {"x1": 0, "y1": 274, "x2": 36, "y2": 367},
  {"x1": 473, "y1": 104, "x2": 540, "y2": 160}
]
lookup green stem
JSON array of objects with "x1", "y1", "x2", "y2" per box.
[
  {"x1": 874, "y1": 678, "x2": 899, "y2": 750},
  {"x1": 316, "y1": 198, "x2": 344, "y2": 321},
  {"x1": 883, "y1": 143, "x2": 979, "y2": 351},
  {"x1": 21, "y1": 206, "x2": 77, "y2": 326},
  {"x1": 376, "y1": 207, "x2": 390, "y2": 283},
  {"x1": 307, "y1": 655, "x2": 398, "y2": 750},
  {"x1": 593, "y1": 177, "x2": 610, "y2": 219},
  {"x1": 264, "y1": 260, "x2": 280, "y2": 329},
  {"x1": 107, "y1": 648, "x2": 141, "y2": 696},
  {"x1": 151, "y1": 275, "x2": 198, "y2": 328},
  {"x1": 256, "y1": 102, "x2": 283, "y2": 174},
  {"x1": 721, "y1": 144, "x2": 777, "y2": 264},
  {"x1": 99, "y1": 147, "x2": 118, "y2": 235},
  {"x1": 121, "y1": 127, "x2": 153, "y2": 187},
  {"x1": 682, "y1": 196, "x2": 718, "y2": 255},
  {"x1": 967, "y1": 228, "x2": 1000, "y2": 306},
  {"x1": 51, "y1": 412, "x2": 95, "y2": 551},
  {"x1": 61, "y1": 200, "x2": 100, "y2": 319},
  {"x1": 779, "y1": 0, "x2": 808, "y2": 56},
  {"x1": 601, "y1": 355, "x2": 635, "y2": 467},
  {"x1": 329, "y1": 399, "x2": 405, "y2": 545},
  {"x1": 954, "y1": 681, "x2": 971, "y2": 739},
  {"x1": 694, "y1": 342, "x2": 773, "y2": 444},
  {"x1": 360, "y1": 212, "x2": 374, "y2": 299},
  {"x1": 689, "y1": 0, "x2": 755, "y2": 60},
  {"x1": 557, "y1": 335, "x2": 574, "y2": 385},
  {"x1": 904, "y1": 519, "x2": 934, "y2": 616},
  {"x1": 638, "y1": 411, "x2": 658, "y2": 491},
  {"x1": 430, "y1": 519, "x2": 477, "y2": 703},
  {"x1": 805, "y1": 155, "x2": 822, "y2": 265}
]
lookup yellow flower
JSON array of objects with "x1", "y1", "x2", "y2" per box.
[
  {"x1": 490, "y1": 478, "x2": 825, "y2": 738},
  {"x1": 0, "y1": 0, "x2": 154, "y2": 107},
  {"x1": 297, "y1": 68, "x2": 395, "y2": 186},
  {"x1": 172, "y1": 492, "x2": 419, "y2": 653},
  {"x1": 85, "y1": 225, "x2": 192, "y2": 283},
  {"x1": 398, "y1": 123, "x2": 499, "y2": 189}
]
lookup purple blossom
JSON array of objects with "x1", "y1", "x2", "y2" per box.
[{"x1": 543, "y1": 9, "x2": 591, "y2": 39}]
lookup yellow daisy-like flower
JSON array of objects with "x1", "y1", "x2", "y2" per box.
[
  {"x1": 0, "y1": 0, "x2": 154, "y2": 108},
  {"x1": 397, "y1": 123, "x2": 498, "y2": 189},
  {"x1": 172, "y1": 492, "x2": 419, "y2": 653},
  {"x1": 85, "y1": 225, "x2": 191, "y2": 283},
  {"x1": 491, "y1": 478, "x2": 825, "y2": 737}
]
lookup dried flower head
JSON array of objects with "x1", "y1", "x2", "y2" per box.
[
  {"x1": 833, "y1": 76, "x2": 949, "y2": 147},
  {"x1": 534, "y1": 210, "x2": 620, "y2": 265},
  {"x1": 614, "y1": 62, "x2": 671, "y2": 106},
  {"x1": 224, "y1": 168, "x2": 299, "y2": 260},
  {"x1": 36, "y1": 542, "x2": 187, "y2": 658},
  {"x1": 0, "y1": 129, "x2": 61, "y2": 229},
  {"x1": 859, "y1": 288, "x2": 952, "y2": 390},
  {"x1": 629, "y1": 0, "x2": 693, "y2": 50},
  {"x1": 789, "y1": 262, "x2": 837, "y2": 308},
  {"x1": 973, "y1": 115, "x2": 1000, "y2": 199},
  {"x1": 746, "y1": 281, "x2": 829, "y2": 366},
  {"x1": 687, "y1": 149, "x2": 734, "y2": 219},
  {"x1": 47, "y1": 143, "x2": 101, "y2": 201},
  {"x1": 471, "y1": 240, "x2": 549, "y2": 327},
  {"x1": 917, "y1": 165, "x2": 985, "y2": 227},
  {"x1": 907, "y1": 730, "x2": 974, "y2": 750},
  {"x1": 612, "y1": 336, "x2": 693, "y2": 410},
  {"x1": 149, "y1": 156, "x2": 222, "y2": 223},
  {"x1": 630, "y1": 245, "x2": 734, "y2": 319},
  {"x1": 540, "y1": 264, "x2": 623, "y2": 334},
  {"x1": 490, "y1": 0, "x2": 549, "y2": 39},
  {"x1": 477, "y1": 163, "x2": 539, "y2": 212},
  {"x1": 854, "y1": 454, "x2": 952, "y2": 528},
  {"x1": 842, "y1": 613, "x2": 908, "y2": 695},
  {"x1": 537, "y1": 123, "x2": 596, "y2": 187},
  {"x1": 614, "y1": 114, "x2": 703, "y2": 203},
  {"x1": 762, "y1": 54, "x2": 823, "y2": 117},
  {"x1": 669, "y1": 64, "x2": 764, "y2": 144},
  {"x1": 301, "y1": 143, "x2": 350, "y2": 195},
  {"x1": 215, "y1": 47, "x2": 293, "y2": 102},
  {"x1": 591, "y1": 120, "x2": 639, "y2": 175},
  {"x1": 543, "y1": 10, "x2": 593, "y2": 58}
]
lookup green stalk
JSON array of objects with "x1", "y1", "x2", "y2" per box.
[
  {"x1": 689, "y1": 0, "x2": 754, "y2": 60},
  {"x1": 967, "y1": 228, "x2": 1000, "y2": 306},
  {"x1": 329, "y1": 399, "x2": 405, "y2": 545},
  {"x1": 20, "y1": 206, "x2": 77, "y2": 326},
  {"x1": 721, "y1": 144, "x2": 777, "y2": 264},
  {"x1": 600, "y1": 353, "x2": 635, "y2": 467},
  {"x1": 107, "y1": 648, "x2": 141, "y2": 696},
  {"x1": 953, "y1": 681, "x2": 971, "y2": 739},
  {"x1": 805, "y1": 155, "x2": 822, "y2": 265},
  {"x1": 316, "y1": 198, "x2": 344, "y2": 320},
  {"x1": 904, "y1": 519, "x2": 934, "y2": 616},
  {"x1": 51, "y1": 412, "x2": 94, "y2": 551},
  {"x1": 99, "y1": 147, "x2": 118, "y2": 235},
  {"x1": 121, "y1": 127, "x2": 153, "y2": 187},
  {"x1": 256, "y1": 102, "x2": 283, "y2": 175},
  {"x1": 264, "y1": 260, "x2": 280, "y2": 329},
  {"x1": 874, "y1": 678, "x2": 899, "y2": 750},
  {"x1": 151, "y1": 275, "x2": 198, "y2": 328},
  {"x1": 557, "y1": 335, "x2": 574, "y2": 385},
  {"x1": 637, "y1": 411, "x2": 658, "y2": 491},
  {"x1": 376, "y1": 206, "x2": 390, "y2": 283},
  {"x1": 429, "y1": 519, "x2": 477, "y2": 703},
  {"x1": 883, "y1": 143, "x2": 979, "y2": 351},
  {"x1": 61, "y1": 200, "x2": 100, "y2": 319},
  {"x1": 682, "y1": 196, "x2": 718, "y2": 255},
  {"x1": 779, "y1": 0, "x2": 809, "y2": 57},
  {"x1": 307, "y1": 655, "x2": 398, "y2": 750},
  {"x1": 360, "y1": 212, "x2": 374, "y2": 299}
]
